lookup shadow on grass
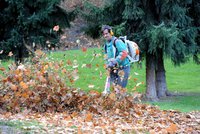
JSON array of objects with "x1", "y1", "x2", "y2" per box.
[
  {"x1": 0, "y1": 125, "x2": 25, "y2": 134},
  {"x1": 148, "y1": 92, "x2": 200, "y2": 112}
]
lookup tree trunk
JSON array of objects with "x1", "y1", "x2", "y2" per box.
[
  {"x1": 145, "y1": 53, "x2": 158, "y2": 101},
  {"x1": 155, "y1": 49, "x2": 168, "y2": 98},
  {"x1": 15, "y1": 45, "x2": 24, "y2": 65}
]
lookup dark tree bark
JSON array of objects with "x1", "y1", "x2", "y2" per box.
[
  {"x1": 155, "y1": 49, "x2": 168, "y2": 98},
  {"x1": 145, "y1": 53, "x2": 158, "y2": 101},
  {"x1": 15, "y1": 45, "x2": 24, "y2": 65}
]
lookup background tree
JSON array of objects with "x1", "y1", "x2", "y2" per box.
[
  {"x1": 82, "y1": 0, "x2": 199, "y2": 101},
  {"x1": 188, "y1": 0, "x2": 200, "y2": 64},
  {"x1": 0, "y1": 0, "x2": 76, "y2": 63}
]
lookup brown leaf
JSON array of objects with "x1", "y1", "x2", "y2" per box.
[
  {"x1": 10, "y1": 83, "x2": 18, "y2": 91},
  {"x1": 88, "y1": 106, "x2": 99, "y2": 114},
  {"x1": 3, "y1": 95, "x2": 10, "y2": 100},
  {"x1": 109, "y1": 93, "x2": 116, "y2": 101},
  {"x1": 81, "y1": 47, "x2": 87, "y2": 52},
  {"x1": 71, "y1": 112, "x2": 78, "y2": 118},
  {"x1": 165, "y1": 123, "x2": 178, "y2": 133},
  {"x1": 118, "y1": 70, "x2": 125, "y2": 77},
  {"x1": 62, "y1": 68, "x2": 67, "y2": 74},
  {"x1": 96, "y1": 64, "x2": 99, "y2": 67},
  {"x1": 77, "y1": 127, "x2": 82, "y2": 134},
  {"x1": 21, "y1": 92, "x2": 29, "y2": 99},
  {"x1": 8, "y1": 51, "x2": 13, "y2": 57},
  {"x1": 19, "y1": 81, "x2": 28, "y2": 89},
  {"x1": 0, "y1": 67, "x2": 5, "y2": 71},
  {"x1": 89, "y1": 90, "x2": 101, "y2": 97},
  {"x1": 132, "y1": 86, "x2": 137, "y2": 91},
  {"x1": 64, "y1": 116, "x2": 72, "y2": 121},
  {"x1": 35, "y1": 49, "x2": 44, "y2": 57},
  {"x1": 85, "y1": 112, "x2": 93, "y2": 122},
  {"x1": 53, "y1": 25, "x2": 59, "y2": 32},
  {"x1": 99, "y1": 71, "x2": 102, "y2": 79},
  {"x1": 86, "y1": 64, "x2": 92, "y2": 68},
  {"x1": 115, "y1": 108, "x2": 120, "y2": 114},
  {"x1": 69, "y1": 78, "x2": 74, "y2": 84},
  {"x1": 67, "y1": 59, "x2": 72, "y2": 66},
  {"x1": 133, "y1": 78, "x2": 138, "y2": 82},
  {"x1": 24, "y1": 69, "x2": 31, "y2": 76},
  {"x1": 38, "y1": 76, "x2": 47, "y2": 83}
]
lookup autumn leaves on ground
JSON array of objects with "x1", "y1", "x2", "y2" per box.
[{"x1": 0, "y1": 50, "x2": 199, "y2": 133}]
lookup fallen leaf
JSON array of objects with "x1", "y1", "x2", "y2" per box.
[
  {"x1": 134, "y1": 72, "x2": 139, "y2": 75},
  {"x1": 0, "y1": 67, "x2": 5, "y2": 71},
  {"x1": 81, "y1": 64, "x2": 86, "y2": 68},
  {"x1": 132, "y1": 86, "x2": 137, "y2": 91},
  {"x1": 88, "y1": 85, "x2": 94, "y2": 88},
  {"x1": 17, "y1": 64, "x2": 26, "y2": 71},
  {"x1": 133, "y1": 78, "x2": 138, "y2": 82},
  {"x1": 53, "y1": 25, "x2": 59, "y2": 32},
  {"x1": 35, "y1": 49, "x2": 44, "y2": 57},
  {"x1": 0, "y1": 50, "x2": 3, "y2": 54},
  {"x1": 10, "y1": 83, "x2": 18, "y2": 91},
  {"x1": 82, "y1": 47, "x2": 87, "y2": 52},
  {"x1": 136, "y1": 82, "x2": 142, "y2": 87},
  {"x1": 109, "y1": 93, "x2": 116, "y2": 101},
  {"x1": 71, "y1": 112, "x2": 78, "y2": 118},
  {"x1": 8, "y1": 51, "x2": 13, "y2": 57},
  {"x1": 67, "y1": 59, "x2": 72, "y2": 66},
  {"x1": 61, "y1": 35, "x2": 66, "y2": 39},
  {"x1": 86, "y1": 64, "x2": 92, "y2": 68},
  {"x1": 85, "y1": 112, "x2": 93, "y2": 122},
  {"x1": 21, "y1": 92, "x2": 29, "y2": 98},
  {"x1": 64, "y1": 116, "x2": 72, "y2": 121},
  {"x1": 76, "y1": 39, "x2": 80, "y2": 44},
  {"x1": 20, "y1": 81, "x2": 28, "y2": 89},
  {"x1": 165, "y1": 123, "x2": 178, "y2": 133}
]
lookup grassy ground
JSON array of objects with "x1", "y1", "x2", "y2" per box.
[
  {"x1": 47, "y1": 48, "x2": 146, "y2": 93},
  {"x1": 47, "y1": 48, "x2": 200, "y2": 112},
  {"x1": 165, "y1": 59, "x2": 200, "y2": 93},
  {"x1": 156, "y1": 57, "x2": 200, "y2": 112},
  {"x1": 0, "y1": 120, "x2": 43, "y2": 133},
  {"x1": 1, "y1": 47, "x2": 200, "y2": 112}
]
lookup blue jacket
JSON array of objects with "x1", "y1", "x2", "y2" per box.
[{"x1": 104, "y1": 36, "x2": 130, "y2": 67}]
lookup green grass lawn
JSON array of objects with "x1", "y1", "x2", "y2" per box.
[
  {"x1": 0, "y1": 119, "x2": 43, "y2": 133},
  {"x1": 47, "y1": 48, "x2": 200, "y2": 93},
  {"x1": 150, "y1": 95, "x2": 200, "y2": 112},
  {"x1": 47, "y1": 48, "x2": 146, "y2": 93},
  {"x1": 1, "y1": 47, "x2": 200, "y2": 112},
  {"x1": 47, "y1": 48, "x2": 200, "y2": 112},
  {"x1": 165, "y1": 58, "x2": 200, "y2": 93}
]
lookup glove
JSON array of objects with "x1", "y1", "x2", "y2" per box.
[{"x1": 107, "y1": 58, "x2": 118, "y2": 68}]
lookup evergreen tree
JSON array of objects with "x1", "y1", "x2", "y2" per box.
[
  {"x1": 82, "y1": 0, "x2": 199, "y2": 101},
  {"x1": 188, "y1": 0, "x2": 200, "y2": 64},
  {"x1": 0, "y1": 0, "x2": 76, "y2": 62}
]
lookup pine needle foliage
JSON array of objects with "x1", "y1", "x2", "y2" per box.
[{"x1": 0, "y1": 0, "x2": 76, "y2": 60}]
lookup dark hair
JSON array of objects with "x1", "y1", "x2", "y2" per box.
[{"x1": 101, "y1": 25, "x2": 112, "y2": 33}]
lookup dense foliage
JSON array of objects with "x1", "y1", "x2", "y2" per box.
[
  {"x1": 0, "y1": 0, "x2": 76, "y2": 61},
  {"x1": 188, "y1": 0, "x2": 200, "y2": 64}
]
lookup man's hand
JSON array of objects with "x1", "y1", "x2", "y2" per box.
[{"x1": 107, "y1": 58, "x2": 118, "y2": 68}]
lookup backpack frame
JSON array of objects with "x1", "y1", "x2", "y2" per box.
[{"x1": 104, "y1": 36, "x2": 140, "y2": 63}]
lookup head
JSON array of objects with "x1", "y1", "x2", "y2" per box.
[{"x1": 101, "y1": 25, "x2": 114, "y2": 41}]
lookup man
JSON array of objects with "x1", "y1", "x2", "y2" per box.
[{"x1": 102, "y1": 25, "x2": 130, "y2": 94}]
